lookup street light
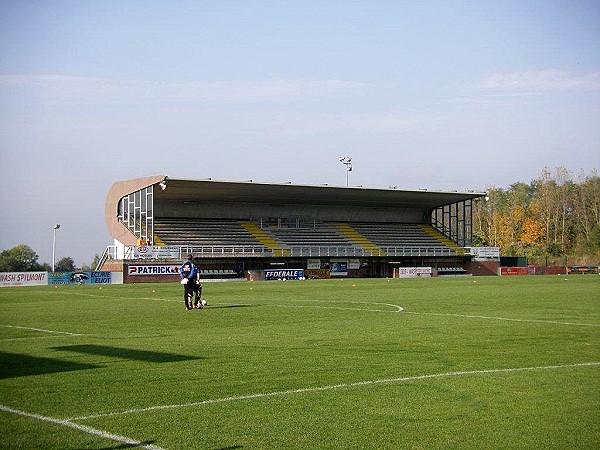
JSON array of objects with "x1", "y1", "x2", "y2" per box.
[
  {"x1": 338, "y1": 156, "x2": 352, "y2": 186},
  {"x1": 52, "y1": 224, "x2": 60, "y2": 272}
]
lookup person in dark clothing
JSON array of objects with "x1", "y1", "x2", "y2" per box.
[
  {"x1": 179, "y1": 254, "x2": 206, "y2": 310},
  {"x1": 193, "y1": 267, "x2": 206, "y2": 308},
  {"x1": 180, "y1": 254, "x2": 199, "y2": 310}
]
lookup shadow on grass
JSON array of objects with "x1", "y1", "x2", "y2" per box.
[
  {"x1": 53, "y1": 345, "x2": 203, "y2": 363},
  {"x1": 0, "y1": 351, "x2": 100, "y2": 379}
]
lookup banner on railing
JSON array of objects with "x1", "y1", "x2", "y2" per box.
[
  {"x1": 133, "y1": 246, "x2": 180, "y2": 259},
  {"x1": 468, "y1": 247, "x2": 500, "y2": 259}
]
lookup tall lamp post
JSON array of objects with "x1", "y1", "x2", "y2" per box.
[
  {"x1": 338, "y1": 156, "x2": 352, "y2": 186},
  {"x1": 52, "y1": 224, "x2": 60, "y2": 272}
]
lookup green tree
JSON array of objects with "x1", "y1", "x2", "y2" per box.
[
  {"x1": 55, "y1": 257, "x2": 76, "y2": 272},
  {"x1": 91, "y1": 254, "x2": 100, "y2": 270},
  {"x1": 574, "y1": 171, "x2": 600, "y2": 254},
  {"x1": 0, "y1": 245, "x2": 42, "y2": 272},
  {"x1": 80, "y1": 255, "x2": 101, "y2": 271}
]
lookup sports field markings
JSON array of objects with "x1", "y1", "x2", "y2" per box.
[
  {"x1": 272, "y1": 300, "x2": 403, "y2": 313},
  {"x1": 403, "y1": 311, "x2": 600, "y2": 327},
  {"x1": 263, "y1": 301, "x2": 599, "y2": 327},
  {"x1": 46, "y1": 291, "x2": 600, "y2": 326},
  {"x1": 0, "y1": 405, "x2": 165, "y2": 450},
  {"x1": 0, "y1": 324, "x2": 82, "y2": 336},
  {"x1": 68, "y1": 361, "x2": 599, "y2": 421}
]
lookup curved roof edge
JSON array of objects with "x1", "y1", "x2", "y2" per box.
[{"x1": 105, "y1": 175, "x2": 165, "y2": 246}]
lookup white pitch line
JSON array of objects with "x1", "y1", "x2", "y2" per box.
[
  {"x1": 1, "y1": 336, "x2": 77, "y2": 342},
  {"x1": 403, "y1": 311, "x2": 600, "y2": 327},
  {"x1": 272, "y1": 302, "x2": 403, "y2": 313},
  {"x1": 0, "y1": 325, "x2": 82, "y2": 336},
  {"x1": 145, "y1": 297, "x2": 596, "y2": 327},
  {"x1": 0, "y1": 405, "x2": 165, "y2": 450},
  {"x1": 68, "y1": 361, "x2": 600, "y2": 421}
]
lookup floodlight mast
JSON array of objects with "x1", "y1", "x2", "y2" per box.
[
  {"x1": 52, "y1": 224, "x2": 60, "y2": 272},
  {"x1": 338, "y1": 156, "x2": 352, "y2": 186}
]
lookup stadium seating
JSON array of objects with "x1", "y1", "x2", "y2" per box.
[
  {"x1": 154, "y1": 218, "x2": 262, "y2": 246},
  {"x1": 152, "y1": 218, "x2": 462, "y2": 257},
  {"x1": 347, "y1": 222, "x2": 461, "y2": 255}
]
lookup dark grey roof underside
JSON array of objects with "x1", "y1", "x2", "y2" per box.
[{"x1": 154, "y1": 178, "x2": 486, "y2": 210}]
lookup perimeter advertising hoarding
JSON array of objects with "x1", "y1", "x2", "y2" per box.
[
  {"x1": 397, "y1": 267, "x2": 432, "y2": 278},
  {"x1": 0, "y1": 272, "x2": 47, "y2": 287},
  {"x1": 330, "y1": 260, "x2": 348, "y2": 276},
  {"x1": 128, "y1": 265, "x2": 181, "y2": 276},
  {"x1": 307, "y1": 259, "x2": 321, "y2": 269},
  {"x1": 48, "y1": 271, "x2": 112, "y2": 285},
  {"x1": 329, "y1": 259, "x2": 360, "y2": 276},
  {"x1": 264, "y1": 269, "x2": 305, "y2": 280}
]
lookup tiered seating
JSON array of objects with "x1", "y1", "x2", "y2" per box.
[
  {"x1": 152, "y1": 219, "x2": 461, "y2": 257},
  {"x1": 349, "y1": 223, "x2": 452, "y2": 250},
  {"x1": 269, "y1": 223, "x2": 353, "y2": 247},
  {"x1": 153, "y1": 218, "x2": 262, "y2": 246}
]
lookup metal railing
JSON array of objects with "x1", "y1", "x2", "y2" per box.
[
  {"x1": 98, "y1": 244, "x2": 463, "y2": 264},
  {"x1": 95, "y1": 245, "x2": 119, "y2": 270}
]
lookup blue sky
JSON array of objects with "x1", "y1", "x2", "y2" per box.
[{"x1": 1, "y1": 0, "x2": 599, "y2": 266}]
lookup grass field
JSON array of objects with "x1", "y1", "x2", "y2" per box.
[{"x1": 1, "y1": 275, "x2": 599, "y2": 449}]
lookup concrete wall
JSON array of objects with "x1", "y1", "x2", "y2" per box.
[{"x1": 465, "y1": 260, "x2": 499, "y2": 276}]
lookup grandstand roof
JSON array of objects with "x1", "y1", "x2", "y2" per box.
[{"x1": 154, "y1": 177, "x2": 486, "y2": 210}]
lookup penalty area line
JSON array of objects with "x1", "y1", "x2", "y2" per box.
[
  {"x1": 69, "y1": 361, "x2": 600, "y2": 421},
  {"x1": 0, "y1": 405, "x2": 165, "y2": 450}
]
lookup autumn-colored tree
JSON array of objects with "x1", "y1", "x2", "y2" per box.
[
  {"x1": 521, "y1": 217, "x2": 545, "y2": 246},
  {"x1": 472, "y1": 167, "x2": 599, "y2": 264}
]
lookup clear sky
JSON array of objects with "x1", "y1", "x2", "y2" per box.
[{"x1": 1, "y1": 0, "x2": 599, "y2": 267}]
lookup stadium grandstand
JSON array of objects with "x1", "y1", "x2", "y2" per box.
[{"x1": 98, "y1": 175, "x2": 488, "y2": 279}]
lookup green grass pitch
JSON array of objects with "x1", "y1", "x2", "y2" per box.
[{"x1": 1, "y1": 275, "x2": 599, "y2": 449}]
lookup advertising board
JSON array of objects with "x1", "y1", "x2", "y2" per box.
[
  {"x1": 397, "y1": 267, "x2": 432, "y2": 278},
  {"x1": 128, "y1": 265, "x2": 181, "y2": 276},
  {"x1": 0, "y1": 272, "x2": 47, "y2": 287},
  {"x1": 48, "y1": 271, "x2": 112, "y2": 285},
  {"x1": 264, "y1": 269, "x2": 305, "y2": 280},
  {"x1": 133, "y1": 246, "x2": 180, "y2": 259},
  {"x1": 330, "y1": 260, "x2": 348, "y2": 276}
]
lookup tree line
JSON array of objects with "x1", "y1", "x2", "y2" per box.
[
  {"x1": 0, "y1": 245, "x2": 100, "y2": 272},
  {"x1": 472, "y1": 167, "x2": 600, "y2": 265}
]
